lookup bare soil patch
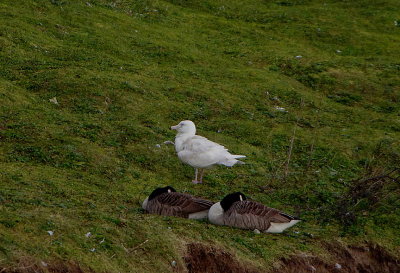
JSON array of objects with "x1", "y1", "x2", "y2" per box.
[
  {"x1": 273, "y1": 242, "x2": 400, "y2": 273},
  {"x1": 184, "y1": 242, "x2": 263, "y2": 273}
]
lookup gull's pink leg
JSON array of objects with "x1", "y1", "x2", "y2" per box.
[
  {"x1": 192, "y1": 168, "x2": 199, "y2": 184},
  {"x1": 199, "y1": 169, "x2": 204, "y2": 184}
]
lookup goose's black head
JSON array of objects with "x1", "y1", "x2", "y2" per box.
[
  {"x1": 220, "y1": 192, "x2": 247, "y2": 211},
  {"x1": 148, "y1": 186, "x2": 176, "y2": 200}
]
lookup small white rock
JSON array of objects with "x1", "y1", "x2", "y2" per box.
[
  {"x1": 272, "y1": 96, "x2": 280, "y2": 101},
  {"x1": 41, "y1": 261, "x2": 48, "y2": 267},
  {"x1": 49, "y1": 97, "x2": 58, "y2": 105},
  {"x1": 100, "y1": 238, "x2": 105, "y2": 244},
  {"x1": 155, "y1": 144, "x2": 161, "y2": 148},
  {"x1": 253, "y1": 229, "x2": 261, "y2": 234},
  {"x1": 85, "y1": 232, "x2": 91, "y2": 238},
  {"x1": 167, "y1": 227, "x2": 172, "y2": 230},
  {"x1": 86, "y1": 2, "x2": 92, "y2": 7},
  {"x1": 171, "y1": 260, "x2": 177, "y2": 267},
  {"x1": 296, "y1": 55, "x2": 302, "y2": 58},
  {"x1": 273, "y1": 106, "x2": 286, "y2": 112},
  {"x1": 47, "y1": 230, "x2": 54, "y2": 236},
  {"x1": 217, "y1": 128, "x2": 222, "y2": 133},
  {"x1": 163, "y1": 140, "x2": 174, "y2": 145},
  {"x1": 90, "y1": 248, "x2": 95, "y2": 252},
  {"x1": 394, "y1": 21, "x2": 398, "y2": 26},
  {"x1": 335, "y1": 263, "x2": 342, "y2": 270},
  {"x1": 120, "y1": 66, "x2": 123, "y2": 70},
  {"x1": 336, "y1": 50, "x2": 341, "y2": 53}
]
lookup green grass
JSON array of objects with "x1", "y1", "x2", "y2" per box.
[{"x1": 1, "y1": 0, "x2": 400, "y2": 272}]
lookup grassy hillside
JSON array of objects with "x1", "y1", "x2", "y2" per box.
[{"x1": 1, "y1": 0, "x2": 399, "y2": 272}]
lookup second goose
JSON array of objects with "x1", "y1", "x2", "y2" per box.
[{"x1": 208, "y1": 192, "x2": 300, "y2": 233}]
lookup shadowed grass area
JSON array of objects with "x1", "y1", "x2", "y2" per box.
[{"x1": 1, "y1": 0, "x2": 399, "y2": 272}]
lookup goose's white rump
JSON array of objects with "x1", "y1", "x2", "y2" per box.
[{"x1": 171, "y1": 120, "x2": 245, "y2": 183}]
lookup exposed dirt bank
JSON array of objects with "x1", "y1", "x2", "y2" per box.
[
  {"x1": 184, "y1": 242, "x2": 262, "y2": 273},
  {"x1": 184, "y1": 241, "x2": 400, "y2": 273},
  {"x1": 273, "y1": 242, "x2": 400, "y2": 273},
  {"x1": 1, "y1": 242, "x2": 398, "y2": 273}
]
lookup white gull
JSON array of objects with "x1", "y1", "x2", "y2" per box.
[{"x1": 170, "y1": 120, "x2": 245, "y2": 184}]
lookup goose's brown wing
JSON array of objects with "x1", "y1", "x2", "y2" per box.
[
  {"x1": 148, "y1": 193, "x2": 214, "y2": 218},
  {"x1": 224, "y1": 200, "x2": 297, "y2": 230}
]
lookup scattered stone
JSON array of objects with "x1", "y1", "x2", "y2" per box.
[
  {"x1": 335, "y1": 263, "x2": 342, "y2": 270},
  {"x1": 394, "y1": 20, "x2": 398, "y2": 26},
  {"x1": 167, "y1": 227, "x2": 172, "y2": 231},
  {"x1": 336, "y1": 50, "x2": 341, "y2": 53},
  {"x1": 304, "y1": 232, "x2": 313, "y2": 238},
  {"x1": 90, "y1": 248, "x2": 95, "y2": 252},
  {"x1": 253, "y1": 229, "x2": 261, "y2": 234},
  {"x1": 217, "y1": 128, "x2": 222, "y2": 133},
  {"x1": 86, "y1": 2, "x2": 92, "y2": 7},
  {"x1": 171, "y1": 260, "x2": 177, "y2": 267},
  {"x1": 41, "y1": 261, "x2": 48, "y2": 267},
  {"x1": 85, "y1": 232, "x2": 91, "y2": 238},
  {"x1": 272, "y1": 96, "x2": 280, "y2": 102},
  {"x1": 296, "y1": 55, "x2": 302, "y2": 58},
  {"x1": 47, "y1": 230, "x2": 54, "y2": 236},
  {"x1": 105, "y1": 97, "x2": 111, "y2": 105},
  {"x1": 38, "y1": 22, "x2": 43, "y2": 26},
  {"x1": 120, "y1": 66, "x2": 123, "y2": 70},
  {"x1": 274, "y1": 106, "x2": 286, "y2": 112},
  {"x1": 100, "y1": 238, "x2": 105, "y2": 244},
  {"x1": 49, "y1": 97, "x2": 58, "y2": 105},
  {"x1": 155, "y1": 144, "x2": 161, "y2": 148},
  {"x1": 163, "y1": 140, "x2": 174, "y2": 145}
]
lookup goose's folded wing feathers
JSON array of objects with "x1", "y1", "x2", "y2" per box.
[
  {"x1": 156, "y1": 193, "x2": 214, "y2": 215},
  {"x1": 228, "y1": 201, "x2": 295, "y2": 223}
]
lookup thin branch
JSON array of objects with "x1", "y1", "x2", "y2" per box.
[
  {"x1": 123, "y1": 239, "x2": 149, "y2": 254},
  {"x1": 307, "y1": 137, "x2": 315, "y2": 170},
  {"x1": 284, "y1": 123, "x2": 297, "y2": 180}
]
